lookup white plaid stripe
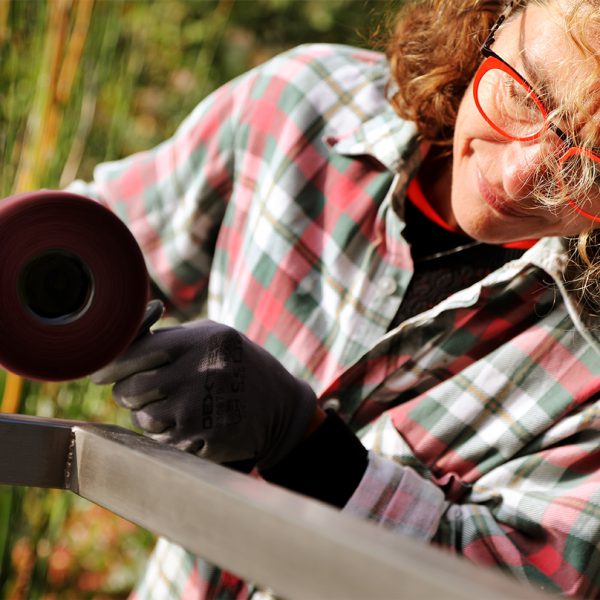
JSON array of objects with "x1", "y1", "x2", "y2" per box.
[{"x1": 344, "y1": 453, "x2": 446, "y2": 539}]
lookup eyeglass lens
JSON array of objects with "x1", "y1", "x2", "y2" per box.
[
  {"x1": 476, "y1": 64, "x2": 546, "y2": 140},
  {"x1": 559, "y1": 149, "x2": 600, "y2": 220},
  {"x1": 475, "y1": 64, "x2": 600, "y2": 219}
]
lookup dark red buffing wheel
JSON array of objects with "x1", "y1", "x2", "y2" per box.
[{"x1": 0, "y1": 190, "x2": 148, "y2": 381}]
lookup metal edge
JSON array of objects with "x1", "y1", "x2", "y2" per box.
[{"x1": 71, "y1": 423, "x2": 550, "y2": 600}]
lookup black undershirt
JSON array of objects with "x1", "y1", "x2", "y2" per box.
[
  {"x1": 261, "y1": 198, "x2": 527, "y2": 507},
  {"x1": 390, "y1": 199, "x2": 527, "y2": 327}
]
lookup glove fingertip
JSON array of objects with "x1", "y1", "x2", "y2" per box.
[
  {"x1": 135, "y1": 299, "x2": 166, "y2": 340},
  {"x1": 90, "y1": 369, "x2": 112, "y2": 385}
]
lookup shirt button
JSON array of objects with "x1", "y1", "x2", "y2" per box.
[
  {"x1": 322, "y1": 397, "x2": 341, "y2": 412},
  {"x1": 378, "y1": 276, "x2": 397, "y2": 297},
  {"x1": 297, "y1": 273, "x2": 317, "y2": 295}
]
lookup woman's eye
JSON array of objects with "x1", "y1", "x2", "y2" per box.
[
  {"x1": 502, "y1": 77, "x2": 539, "y2": 114},
  {"x1": 503, "y1": 78, "x2": 519, "y2": 98}
]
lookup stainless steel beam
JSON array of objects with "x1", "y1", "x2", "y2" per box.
[
  {"x1": 0, "y1": 413, "x2": 75, "y2": 488},
  {"x1": 0, "y1": 414, "x2": 550, "y2": 599},
  {"x1": 70, "y1": 423, "x2": 549, "y2": 600}
]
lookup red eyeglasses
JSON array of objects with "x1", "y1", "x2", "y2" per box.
[{"x1": 472, "y1": 0, "x2": 600, "y2": 222}]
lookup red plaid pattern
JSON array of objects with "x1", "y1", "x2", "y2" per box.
[{"x1": 68, "y1": 44, "x2": 600, "y2": 598}]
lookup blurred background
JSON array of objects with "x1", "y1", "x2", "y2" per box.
[{"x1": 0, "y1": 0, "x2": 394, "y2": 597}]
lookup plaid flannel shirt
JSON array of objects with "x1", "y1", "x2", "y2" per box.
[{"x1": 68, "y1": 44, "x2": 600, "y2": 598}]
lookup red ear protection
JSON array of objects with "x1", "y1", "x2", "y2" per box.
[{"x1": 0, "y1": 191, "x2": 148, "y2": 381}]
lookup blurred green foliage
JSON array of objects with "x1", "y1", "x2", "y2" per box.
[
  {"x1": 0, "y1": 0, "x2": 396, "y2": 597},
  {"x1": 0, "y1": 0, "x2": 393, "y2": 193}
]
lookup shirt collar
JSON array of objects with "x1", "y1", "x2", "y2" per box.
[
  {"x1": 511, "y1": 237, "x2": 600, "y2": 353},
  {"x1": 325, "y1": 108, "x2": 420, "y2": 173}
]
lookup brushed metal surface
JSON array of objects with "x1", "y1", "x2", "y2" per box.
[
  {"x1": 0, "y1": 413, "x2": 75, "y2": 488},
  {"x1": 0, "y1": 414, "x2": 550, "y2": 599},
  {"x1": 71, "y1": 424, "x2": 550, "y2": 600}
]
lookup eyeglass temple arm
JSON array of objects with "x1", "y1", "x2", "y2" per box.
[{"x1": 481, "y1": 0, "x2": 525, "y2": 52}]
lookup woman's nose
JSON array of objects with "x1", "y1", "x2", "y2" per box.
[{"x1": 501, "y1": 140, "x2": 547, "y2": 198}]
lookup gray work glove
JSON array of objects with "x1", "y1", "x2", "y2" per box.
[{"x1": 91, "y1": 310, "x2": 317, "y2": 470}]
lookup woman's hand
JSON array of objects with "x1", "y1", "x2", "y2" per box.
[{"x1": 91, "y1": 319, "x2": 317, "y2": 469}]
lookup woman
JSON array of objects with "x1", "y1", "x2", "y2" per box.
[{"x1": 74, "y1": 0, "x2": 600, "y2": 596}]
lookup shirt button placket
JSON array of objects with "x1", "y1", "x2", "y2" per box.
[{"x1": 378, "y1": 275, "x2": 397, "y2": 297}]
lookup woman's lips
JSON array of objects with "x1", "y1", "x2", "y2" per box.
[{"x1": 476, "y1": 168, "x2": 532, "y2": 218}]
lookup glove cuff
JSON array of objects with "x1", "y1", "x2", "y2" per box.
[
  {"x1": 260, "y1": 409, "x2": 368, "y2": 507},
  {"x1": 258, "y1": 378, "x2": 317, "y2": 470}
]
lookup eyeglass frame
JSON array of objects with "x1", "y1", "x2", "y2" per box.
[{"x1": 472, "y1": 0, "x2": 600, "y2": 222}]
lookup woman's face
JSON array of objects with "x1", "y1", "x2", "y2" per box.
[{"x1": 450, "y1": 0, "x2": 600, "y2": 243}]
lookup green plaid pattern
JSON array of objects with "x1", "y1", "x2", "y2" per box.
[{"x1": 68, "y1": 44, "x2": 600, "y2": 598}]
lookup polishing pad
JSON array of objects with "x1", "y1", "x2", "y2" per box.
[{"x1": 0, "y1": 190, "x2": 148, "y2": 381}]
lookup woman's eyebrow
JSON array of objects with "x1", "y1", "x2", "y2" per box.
[
  {"x1": 516, "y1": 6, "x2": 560, "y2": 109},
  {"x1": 520, "y1": 49, "x2": 558, "y2": 107}
]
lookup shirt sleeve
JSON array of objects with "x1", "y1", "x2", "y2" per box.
[
  {"x1": 344, "y1": 414, "x2": 600, "y2": 598},
  {"x1": 66, "y1": 69, "x2": 257, "y2": 318},
  {"x1": 344, "y1": 452, "x2": 446, "y2": 539}
]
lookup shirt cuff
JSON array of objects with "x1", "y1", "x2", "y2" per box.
[
  {"x1": 260, "y1": 410, "x2": 368, "y2": 508},
  {"x1": 343, "y1": 451, "x2": 446, "y2": 541}
]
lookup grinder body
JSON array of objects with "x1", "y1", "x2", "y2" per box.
[{"x1": 0, "y1": 191, "x2": 148, "y2": 381}]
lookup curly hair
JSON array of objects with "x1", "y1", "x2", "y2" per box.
[
  {"x1": 385, "y1": 0, "x2": 600, "y2": 315},
  {"x1": 386, "y1": 0, "x2": 505, "y2": 146}
]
